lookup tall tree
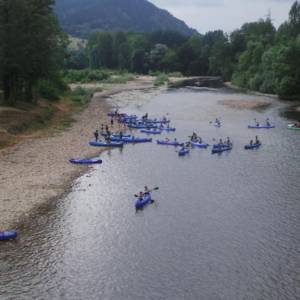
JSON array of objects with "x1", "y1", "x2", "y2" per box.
[{"x1": 0, "y1": 0, "x2": 66, "y2": 104}]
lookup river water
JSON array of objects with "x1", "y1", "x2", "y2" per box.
[{"x1": 1, "y1": 87, "x2": 300, "y2": 300}]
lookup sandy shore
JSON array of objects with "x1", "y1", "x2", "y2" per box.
[
  {"x1": 0, "y1": 77, "x2": 156, "y2": 229},
  {"x1": 219, "y1": 99, "x2": 272, "y2": 110}
]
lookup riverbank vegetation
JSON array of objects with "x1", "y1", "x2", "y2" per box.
[
  {"x1": 0, "y1": 0, "x2": 299, "y2": 109},
  {"x1": 66, "y1": 1, "x2": 300, "y2": 100}
]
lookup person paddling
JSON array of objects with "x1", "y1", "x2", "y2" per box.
[
  {"x1": 191, "y1": 132, "x2": 197, "y2": 141},
  {"x1": 138, "y1": 191, "x2": 144, "y2": 201},
  {"x1": 144, "y1": 186, "x2": 150, "y2": 195},
  {"x1": 266, "y1": 118, "x2": 271, "y2": 126}
]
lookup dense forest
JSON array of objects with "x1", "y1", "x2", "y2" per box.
[
  {"x1": 0, "y1": 0, "x2": 67, "y2": 105},
  {"x1": 0, "y1": 0, "x2": 300, "y2": 106},
  {"x1": 67, "y1": 1, "x2": 300, "y2": 99}
]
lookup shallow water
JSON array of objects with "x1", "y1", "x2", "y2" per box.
[{"x1": 1, "y1": 87, "x2": 300, "y2": 300}]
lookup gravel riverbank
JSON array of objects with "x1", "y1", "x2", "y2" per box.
[{"x1": 0, "y1": 77, "x2": 156, "y2": 229}]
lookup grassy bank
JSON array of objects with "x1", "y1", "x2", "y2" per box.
[
  {"x1": 0, "y1": 87, "x2": 100, "y2": 150},
  {"x1": 63, "y1": 69, "x2": 136, "y2": 84}
]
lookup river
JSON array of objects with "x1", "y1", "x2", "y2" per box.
[{"x1": 0, "y1": 87, "x2": 299, "y2": 299}]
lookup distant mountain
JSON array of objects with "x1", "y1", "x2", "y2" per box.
[{"x1": 55, "y1": 0, "x2": 197, "y2": 37}]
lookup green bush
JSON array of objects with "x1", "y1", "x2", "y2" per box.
[
  {"x1": 154, "y1": 73, "x2": 169, "y2": 86},
  {"x1": 276, "y1": 76, "x2": 297, "y2": 97},
  {"x1": 168, "y1": 72, "x2": 183, "y2": 77},
  {"x1": 37, "y1": 80, "x2": 60, "y2": 100},
  {"x1": 249, "y1": 73, "x2": 263, "y2": 91},
  {"x1": 70, "y1": 87, "x2": 102, "y2": 106},
  {"x1": 103, "y1": 73, "x2": 135, "y2": 84},
  {"x1": 63, "y1": 69, "x2": 110, "y2": 83}
]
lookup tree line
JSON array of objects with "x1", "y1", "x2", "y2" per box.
[
  {"x1": 0, "y1": 0, "x2": 299, "y2": 106},
  {"x1": 0, "y1": 0, "x2": 67, "y2": 105},
  {"x1": 67, "y1": 1, "x2": 300, "y2": 99}
]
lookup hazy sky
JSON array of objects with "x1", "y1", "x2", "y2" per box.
[{"x1": 149, "y1": 0, "x2": 295, "y2": 33}]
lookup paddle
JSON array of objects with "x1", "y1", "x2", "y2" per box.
[{"x1": 134, "y1": 187, "x2": 159, "y2": 197}]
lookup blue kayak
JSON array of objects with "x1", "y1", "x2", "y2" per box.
[
  {"x1": 191, "y1": 141, "x2": 209, "y2": 148},
  {"x1": 135, "y1": 193, "x2": 153, "y2": 210},
  {"x1": 159, "y1": 127, "x2": 176, "y2": 132},
  {"x1": 157, "y1": 140, "x2": 183, "y2": 146},
  {"x1": 89, "y1": 141, "x2": 124, "y2": 147},
  {"x1": 140, "y1": 129, "x2": 162, "y2": 134},
  {"x1": 0, "y1": 231, "x2": 17, "y2": 241},
  {"x1": 111, "y1": 134, "x2": 131, "y2": 139},
  {"x1": 214, "y1": 123, "x2": 221, "y2": 128},
  {"x1": 244, "y1": 143, "x2": 261, "y2": 150},
  {"x1": 212, "y1": 145, "x2": 232, "y2": 154},
  {"x1": 122, "y1": 115, "x2": 137, "y2": 120},
  {"x1": 111, "y1": 136, "x2": 152, "y2": 143},
  {"x1": 145, "y1": 119, "x2": 170, "y2": 124},
  {"x1": 101, "y1": 132, "x2": 131, "y2": 138},
  {"x1": 248, "y1": 124, "x2": 275, "y2": 129},
  {"x1": 178, "y1": 148, "x2": 190, "y2": 156},
  {"x1": 128, "y1": 124, "x2": 158, "y2": 129},
  {"x1": 121, "y1": 117, "x2": 138, "y2": 123},
  {"x1": 69, "y1": 158, "x2": 102, "y2": 165}
]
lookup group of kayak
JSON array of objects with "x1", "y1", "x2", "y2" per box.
[
  {"x1": 70, "y1": 112, "x2": 175, "y2": 165},
  {"x1": 157, "y1": 132, "x2": 262, "y2": 156},
  {"x1": 89, "y1": 112, "x2": 174, "y2": 147},
  {"x1": 248, "y1": 118, "x2": 275, "y2": 129}
]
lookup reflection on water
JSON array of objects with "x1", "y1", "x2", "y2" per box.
[
  {"x1": 1, "y1": 88, "x2": 300, "y2": 300},
  {"x1": 281, "y1": 103, "x2": 300, "y2": 122}
]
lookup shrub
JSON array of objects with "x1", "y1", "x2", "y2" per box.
[
  {"x1": 154, "y1": 73, "x2": 169, "y2": 86},
  {"x1": 37, "y1": 80, "x2": 60, "y2": 100},
  {"x1": 168, "y1": 72, "x2": 183, "y2": 77},
  {"x1": 63, "y1": 69, "x2": 110, "y2": 83}
]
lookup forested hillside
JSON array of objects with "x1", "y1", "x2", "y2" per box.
[
  {"x1": 1, "y1": 0, "x2": 299, "y2": 107},
  {"x1": 55, "y1": 0, "x2": 196, "y2": 37},
  {"x1": 65, "y1": 1, "x2": 300, "y2": 99}
]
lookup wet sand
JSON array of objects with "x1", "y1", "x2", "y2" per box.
[
  {"x1": 0, "y1": 77, "x2": 156, "y2": 229},
  {"x1": 219, "y1": 99, "x2": 272, "y2": 110}
]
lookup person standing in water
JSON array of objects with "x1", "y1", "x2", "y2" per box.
[
  {"x1": 94, "y1": 130, "x2": 99, "y2": 141},
  {"x1": 226, "y1": 137, "x2": 231, "y2": 146}
]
